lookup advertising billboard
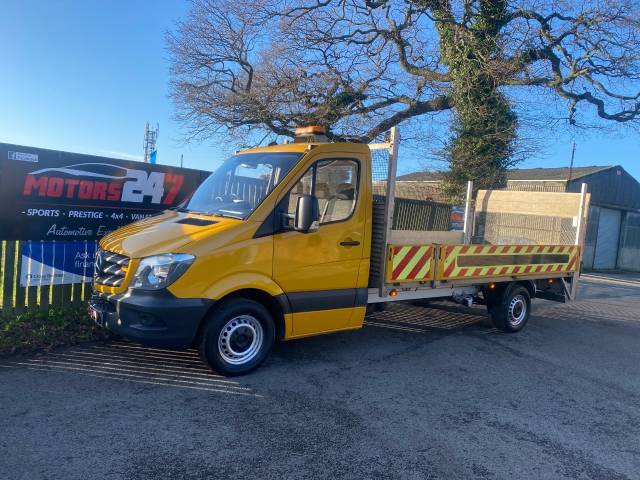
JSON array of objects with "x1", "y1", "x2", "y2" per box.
[{"x1": 0, "y1": 143, "x2": 210, "y2": 241}]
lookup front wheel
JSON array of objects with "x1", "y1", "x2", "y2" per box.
[
  {"x1": 198, "y1": 298, "x2": 275, "y2": 376},
  {"x1": 487, "y1": 285, "x2": 531, "y2": 333}
]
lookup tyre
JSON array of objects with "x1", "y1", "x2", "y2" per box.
[
  {"x1": 487, "y1": 284, "x2": 531, "y2": 333},
  {"x1": 198, "y1": 298, "x2": 275, "y2": 376}
]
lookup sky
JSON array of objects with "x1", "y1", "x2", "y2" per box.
[{"x1": 1, "y1": 0, "x2": 639, "y2": 179}]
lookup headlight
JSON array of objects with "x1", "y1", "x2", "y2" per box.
[{"x1": 131, "y1": 253, "x2": 195, "y2": 290}]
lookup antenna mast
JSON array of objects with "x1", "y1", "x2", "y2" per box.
[{"x1": 143, "y1": 121, "x2": 159, "y2": 163}]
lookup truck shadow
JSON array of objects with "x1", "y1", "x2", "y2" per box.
[
  {"x1": 3, "y1": 341, "x2": 260, "y2": 397},
  {"x1": 1, "y1": 303, "x2": 501, "y2": 389},
  {"x1": 364, "y1": 301, "x2": 495, "y2": 334}
]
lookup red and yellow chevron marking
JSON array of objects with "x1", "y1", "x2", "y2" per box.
[
  {"x1": 386, "y1": 245, "x2": 435, "y2": 283},
  {"x1": 438, "y1": 244, "x2": 581, "y2": 281}
]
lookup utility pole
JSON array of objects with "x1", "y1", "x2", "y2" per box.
[
  {"x1": 180, "y1": 154, "x2": 183, "y2": 168},
  {"x1": 143, "y1": 122, "x2": 159, "y2": 163},
  {"x1": 567, "y1": 142, "x2": 576, "y2": 190}
]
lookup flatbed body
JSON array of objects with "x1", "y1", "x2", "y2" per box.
[{"x1": 368, "y1": 243, "x2": 580, "y2": 303}]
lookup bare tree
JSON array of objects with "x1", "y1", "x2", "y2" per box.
[{"x1": 168, "y1": 0, "x2": 640, "y2": 194}]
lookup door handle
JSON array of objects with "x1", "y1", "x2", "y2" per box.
[{"x1": 340, "y1": 240, "x2": 360, "y2": 247}]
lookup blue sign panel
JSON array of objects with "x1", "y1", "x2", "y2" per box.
[{"x1": 20, "y1": 241, "x2": 98, "y2": 287}]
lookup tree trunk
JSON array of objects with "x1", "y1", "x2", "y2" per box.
[{"x1": 431, "y1": 0, "x2": 518, "y2": 201}]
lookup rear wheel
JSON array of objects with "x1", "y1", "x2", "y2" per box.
[
  {"x1": 487, "y1": 284, "x2": 531, "y2": 333},
  {"x1": 198, "y1": 298, "x2": 275, "y2": 376}
]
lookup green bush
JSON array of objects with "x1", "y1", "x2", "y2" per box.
[{"x1": 0, "y1": 306, "x2": 112, "y2": 355}]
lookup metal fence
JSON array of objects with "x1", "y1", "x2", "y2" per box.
[{"x1": 0, "y1": 240, "x2": 96, "y2": 313}]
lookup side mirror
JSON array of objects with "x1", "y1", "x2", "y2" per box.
[{"x1": 294, "y1": 195, "x2": 319, "y2": 233}]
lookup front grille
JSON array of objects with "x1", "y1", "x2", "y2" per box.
[{"x1": 94, "y1": 249, "x2": 130, "y2": 287}]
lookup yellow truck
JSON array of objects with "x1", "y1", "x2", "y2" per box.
[{"x1": 89, "y1": 127, "x2": 589, "y2": 376}]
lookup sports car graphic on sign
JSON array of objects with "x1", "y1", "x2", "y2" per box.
[{"x1": 29, "y1": 163, "x2": 133, "y2": 180}]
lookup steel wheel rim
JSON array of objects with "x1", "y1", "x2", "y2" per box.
[
  {"x1": 218, "y1": 315, "x2": 264, "y2": 365},
  {"x1": 508, "y1": 295, "x2": 527, "y2": 326}
]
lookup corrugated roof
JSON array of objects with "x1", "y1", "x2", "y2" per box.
[
  {"x1": 397, "y1": 172, "x2": 446, "y2": 181},
  {"x1": 397, "y1": 165, "x2": 614, "y2": 182},
  {"x1": 506, "y1": 166, "x2": 613, "y2": 181}
]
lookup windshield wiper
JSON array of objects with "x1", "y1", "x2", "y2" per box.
[
  {"x1": 200, "y1": 209, "x2": 244, "y2": 219},
  {"x1": 205, "y1": 212, "x2": 235, "y2": 219},
  {"x1": 172, "y1": 207, "x2": 242, "y2": 219}
]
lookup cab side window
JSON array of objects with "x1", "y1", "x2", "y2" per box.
[
  {"x1": 316, "y1": 160, "x2": 358, "y2": 223},
  {"x1": 285, "y1": 159, "x2": 359, "y2": 225},
  {"x1": 286, "y1": 167, "x2": 313, "y2": 216}
]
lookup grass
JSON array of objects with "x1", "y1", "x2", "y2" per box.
[{"x1": 0, "y1": 306, "x2": 113, "y2": 355}]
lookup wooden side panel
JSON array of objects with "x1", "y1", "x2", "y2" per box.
[
  {"x1": 474, "y1": 190, "x2": 590, "y2": 246},
  {"x1": 476, "y1": 190, "x2": 583, "y2": 217}
]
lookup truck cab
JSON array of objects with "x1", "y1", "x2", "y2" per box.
[{"x1": 91, "y1": 131, "x2": 374, "y2": 375}]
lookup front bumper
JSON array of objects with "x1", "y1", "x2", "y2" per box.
[{"x1": 89, "y1": 289, "x2": 214, "y2": 349}]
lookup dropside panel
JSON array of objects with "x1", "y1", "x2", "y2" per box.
[
  {"x1": 385, "y1": 244, "x2": 436, "y2": 283},
  {"x1": 437, "y1": 244, "x2": 581, "y2": 281}
]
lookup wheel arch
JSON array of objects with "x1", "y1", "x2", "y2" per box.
[
  {"x1": 486, "y1": 280, "x2": 535, "y2": 298},
  {"x1": 484, "y1": 280, "x2": 535, "y2": 307},
  {"x1": 195, "y1": 288, "x2": 288, "y2": 345},
  {"x1": 515, "y1": 280, "x2": 536, "y2": 299}
]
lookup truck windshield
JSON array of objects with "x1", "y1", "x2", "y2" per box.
[{"x1": 185, "y1": 152, "x2": 302, "y2": 219}]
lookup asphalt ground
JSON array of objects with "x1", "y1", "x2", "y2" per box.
[{"x1": 1, "y1": 274, "x2": 639, "y2": 479}]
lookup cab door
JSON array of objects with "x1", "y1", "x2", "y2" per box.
[{"x1": 273, "y1": 156, "x2": 366, "y2": 337}]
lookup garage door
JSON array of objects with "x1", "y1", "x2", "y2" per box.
[{"x1": 593, "y1": 208, "x2": 621, "y2": 269}]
